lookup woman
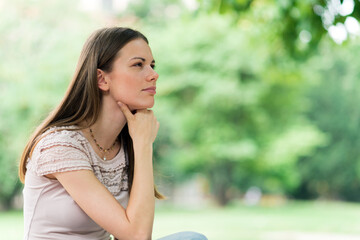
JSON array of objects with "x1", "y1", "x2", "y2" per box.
[{"x1": 19, "y1": 27, "x2": 207, "y2": 240}]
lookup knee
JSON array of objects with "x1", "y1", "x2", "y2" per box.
[
  {"x1": 183, "y1": 231, "x2": 207, "y2": 240},
  {"x1": 157, "y1": 231, "x2": 207, "y2": 240}
]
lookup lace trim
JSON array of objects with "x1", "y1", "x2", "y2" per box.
[
  {"x1": 27, "y1": 128, "x2": 90, "y2": 175},
  {"x1": 27, "y1": 126, "x2": 129, "y2": 197}
]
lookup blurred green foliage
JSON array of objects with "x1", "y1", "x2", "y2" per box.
[
  {"x1": 0, "y1": 0, "x2": 97, "y2": 209},
  {"x1": 147, "y1": 14, "x2": 325, "y2": 205},
  {"x1": 294, "y1": 40, "x2": 360, "y2": 201},
  {"x1": 1, "y1": 0, "x2": 360, "y2": 208}
]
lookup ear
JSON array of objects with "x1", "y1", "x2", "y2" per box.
[{"x1": 97, "y1": 69, "x2": 109, "y2": 91}]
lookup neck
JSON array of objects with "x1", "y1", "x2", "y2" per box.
[{"x1": 87, "y1": 95, "x2": 127, "y2": 148}]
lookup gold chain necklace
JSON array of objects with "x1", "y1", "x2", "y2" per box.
[{"x1": 89, "y1": 128, "x2": 117, "y2": 161}]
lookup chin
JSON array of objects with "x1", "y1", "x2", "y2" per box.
[{"x1": 129, "y1": 101, "x2": 155, "y2": 110}]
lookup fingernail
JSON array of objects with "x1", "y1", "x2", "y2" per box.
[{"x1": 117, "y1": 101, "x2": 123, "y2": 106}]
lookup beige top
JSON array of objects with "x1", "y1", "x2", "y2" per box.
[{"x1": 23, "y1": 126, "x2": 129, "y2": 240}]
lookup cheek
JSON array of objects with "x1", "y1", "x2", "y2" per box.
[
  {"x1": 109, "y1": 76, "x2": 140, "y2": 101},
  {"x1": 107, "y1": 72, "x2": 154, "y2": 109}
]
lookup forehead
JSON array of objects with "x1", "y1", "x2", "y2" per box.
[{"x1": 117, "y1": 38, "x2": 153, "y2": 59}]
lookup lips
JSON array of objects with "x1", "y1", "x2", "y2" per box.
[{"x1": 142, "y1": 86, "x2": 156, "y2": 94}]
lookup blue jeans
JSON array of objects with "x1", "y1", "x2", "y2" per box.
[{"x1": 157, "y1": 231, "x2": 207, "y2": 240}]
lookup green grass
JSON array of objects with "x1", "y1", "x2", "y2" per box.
[
  {"x1": 2, "y1": 201, "x2": 360, "y2": 240},
  {"x1": 153, "y1": 200, "x2": 360, "y2": 240}
]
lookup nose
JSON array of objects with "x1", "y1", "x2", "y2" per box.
[{"x1": 146, "y1": 67, "x2": 159, "y2": 82}]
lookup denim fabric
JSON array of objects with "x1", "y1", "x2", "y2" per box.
[{"x1": 157, "y1": 231, "x2": 207, "y2": 240}]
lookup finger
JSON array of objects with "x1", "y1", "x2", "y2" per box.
[
  {"x1": 154, "y1": 121, "x2": 160, "y2": 140},
  {"x1": 156, "y1": 121, "x2": 160, "y2": 132},
  {"x1": 117, "y1": 101, "x2": 134, "y2": 121}
]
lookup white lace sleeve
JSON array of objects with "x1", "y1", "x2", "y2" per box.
[{"x1": 28, "y1": 129, "x2": 92, "y2": 176}]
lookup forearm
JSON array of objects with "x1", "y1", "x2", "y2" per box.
[{"x1": 125, "y1": 143, "x2": 155, "y2": 238}]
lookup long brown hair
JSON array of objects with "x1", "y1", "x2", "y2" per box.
[{"x1": 19, "y1": 27, "x2": 164, "y2": 199}]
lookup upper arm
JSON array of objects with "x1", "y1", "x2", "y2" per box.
[
  {"x1": 32, "y1": 130, "x2": 151, "y2": 239},
  {"x1": 53, "y1": 170, "x2": 133, "y2": 239}
]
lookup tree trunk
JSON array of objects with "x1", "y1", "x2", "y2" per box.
[{"x1": 208, "y1": 161, "x2": 233, "y2": 206}]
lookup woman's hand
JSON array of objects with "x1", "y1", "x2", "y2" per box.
[
  {"x1": 117, "y1": 101, "x2": 157, "y2": 237},
  {"x1": 117, "y1": 101, "x2": 159, "y2": 146}
]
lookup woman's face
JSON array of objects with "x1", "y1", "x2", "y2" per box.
[{"x1": 103, "y1": 38, "x2": 159, "y2": 110}]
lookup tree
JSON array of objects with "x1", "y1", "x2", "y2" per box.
[
  {"x1": 293, "y1": 39, "x2": 360, "y2": 201},
  {"x1": 0, "y1": 0, "x2": 97, "y2": 209},
  {"x1": 198, "y1": 0, "x2": 360, "y2": 57},
  {"x1": 147, "y1": 14, "x2": 324, "y2": 205}
]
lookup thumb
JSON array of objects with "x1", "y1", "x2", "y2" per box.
[{"x1": 117, "y1": 101, "x2": 134, "y2": 121}]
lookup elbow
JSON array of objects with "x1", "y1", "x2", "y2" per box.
[
  {"x1": 115, "y1": 231, "x2": 151, "y2": 240},
  {"x1": 132, "y1": 231, "x2": 152, "y2": 240},
  {"x1": 113, "y1": 228, "x2": 152, "y2": 240},
  {"x1": 122, "y1": 227, "x2": 151, "y2": 240}
]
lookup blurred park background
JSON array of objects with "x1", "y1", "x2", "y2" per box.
[{"x1": 1, "y1": 0, "x2": 360, "y2": 239}]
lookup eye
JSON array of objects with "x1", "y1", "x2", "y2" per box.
[
  {"x1": 151, "y1": 64, "x2": 156, "y2": 69},
  {"x1": 133, "y1": 62, "x2": 143, "y2": 67}
]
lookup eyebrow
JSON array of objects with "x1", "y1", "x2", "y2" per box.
[{"x1": 130, "y1": 57, "x2": 155, "y2": 64}]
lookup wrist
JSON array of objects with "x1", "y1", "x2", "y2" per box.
[
  {"x1": 133, "y1": 141, "x2": 153, "y2": 155},
  {"x1": 132, "y1": 139, "x2": 153, "y2": 149}
]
